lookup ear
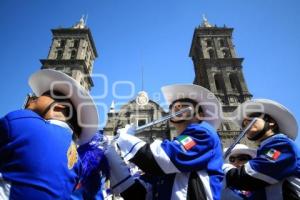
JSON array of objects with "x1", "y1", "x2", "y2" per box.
[{"x1": 53, "y1": 103, "x2": 67, "y2": 112}]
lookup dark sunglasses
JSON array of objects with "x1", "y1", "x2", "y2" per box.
[
  {"x1": 229, "y1": 155, "x2": 252, "y2": 163},
  {"x1": 23, "y1": 93, "x2": 38, "y2": 108}
]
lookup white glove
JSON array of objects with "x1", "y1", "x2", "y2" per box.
[
  {"x1": 104, "y1": 145, "x2": 135, "y2": 194},
  {"x1": 222, "y1": 163, "x2": 236, "y2": 189},
  {"x1": 117, "y1": 124, "x2": 136, "y2": 135},
  {"x1": 116, "y1": 124, "x2": 146, "y2": 161},
  {"x1": 222, "y1": 163, "x2": 236, "y2": 174}
]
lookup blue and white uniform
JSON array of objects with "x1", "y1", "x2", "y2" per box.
[
  {"x1": 117, "y1": 122, "x2": 224, "y2": 200},
  {"x1": 0, "y1": 109, "x2": 82, "y2": 199},
  {"x1": 225, "y1": 133, "x2": 300, "y2": 200}
]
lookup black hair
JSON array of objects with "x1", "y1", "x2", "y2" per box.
[{"x1": 263, "y1": 114, "x2": 279, "y2": 133}]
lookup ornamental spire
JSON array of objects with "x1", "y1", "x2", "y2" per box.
[
  {"x1": 73, "y1": 15, "x2": 86, "y2": 29},
  {"x1": 201, "y1": 14, "x2": 212, "y2": 28}
]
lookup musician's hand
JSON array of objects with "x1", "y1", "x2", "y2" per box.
[
  {"x1": 115, "y1": 124, "x2": 146, "y2": 161},
  {"x1": 222, "y1": 163, "x2": 236, "y2": 174},
  {"x1": 117, "y1": 124, "x2": 136, "y2": 136}
]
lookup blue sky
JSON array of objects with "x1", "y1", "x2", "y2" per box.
[{"x1": 1, "y1": 0, "x2": 300, "y2": 143}]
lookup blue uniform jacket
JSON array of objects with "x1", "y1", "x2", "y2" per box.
[
  {"x1": 119, "y1": 122, "x2": 224, "y2": 200},
  {"x1": 225, "y1": 133, "x2": 300, "y2": 200},
  {"x1": 0, "y1": 109, "x2": 82, "y2": 199}
]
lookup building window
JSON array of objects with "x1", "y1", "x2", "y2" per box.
[
  {"x1": 222, "y1": 49, "x2": 231, "y2": 58},
  {"x1": 214, "y1": 74, "x2": 225, "y2": 93},
  {"x1": 136, "y1": 118, "x2": 148, "y2": 127},
  {"x1": 71, "y1": 50, "x2": 77, "y2": 59},
  {"x1": 57, "y1": 50, "x2": 63, "y2": 59},
  {"x1": 230, "y1": 75, "x2": 237, "y2": 91},
  {"x1": 74, "y1": 40, "x2": 79, "y2": 48},
  {"x1": 208, "y1": 49, "x2": 215, "y2": 59},
  {"x1": 206, "y1": 39, "x2": 212, "y2": 47},
  {"x1": 229, "y1": 74, "x2": 241, "y2": 92},
  {"x1": 219, "y1": 39, "x2": 226, "y2": 47},
  {"x1": 59, "y1": 39, "x2": 66, "y2": 47}
]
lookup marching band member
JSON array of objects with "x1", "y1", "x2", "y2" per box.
[
  {"x1": 0, "y1": 69, "x2": 100, "y2": 199},
  {"x1": 223, "y1": 99, "x2": 300, "y2": 200},
  {"x1": 221, "y1": 144, "x2": 256, "y2": 200},
  {"x1": 224, "y1": 144, "x2": 256, "y2": 168},
  {"x1": 105, "y1": 84, "x2": 224, "y2": 200},
  {"x1": 72, "y1": 131, "x2": 109, "y2": 200}
]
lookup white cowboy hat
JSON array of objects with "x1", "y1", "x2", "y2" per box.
[
  {"x1": 232, "y1": 99, "x2": 298, "y2": 140},
  {"x1": 161, "y1": 84, "x2": 222, "y2": 129},
  {"x1": 29, "y1": 69, "x2": 99, "y2": 145},
  {"x1": 224, "y1": 144, "x2": 256, "y2": 162}
]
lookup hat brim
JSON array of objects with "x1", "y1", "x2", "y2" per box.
[
  {"x1": 224, "y1": 144, "x2": 256, "y2": 162},
  {"x1": 161, "y1": 84, "x2": 222, "y2": 129},
  {"x1": 232, "y1": 99, "x2": 298, "y2": 140},
  {"x1": 29, "y1": 69, "x2": 99, "y2": 145}
]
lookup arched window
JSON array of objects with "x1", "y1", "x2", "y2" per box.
[
  {"x1": 59, "y1": 40, "x2": 66, "y2": 47},
  {"x1": 229, "y1": 74, "x2": 240, "y2": 92},
  {"x1": 206, "y1": 39, "x2": 212, "y2": 47},
  {"x1": 214, "y1": 74, "x2": 225, "y2": 93},
  {"x1": 219, "y1": 39, "x2": 225, "y2": 47},
  {"x1": 73, "y1": 40, "x2": 79, "y2": 48},
  {"x1": 57, "y1": 50, "x2": 63, "y2": 59},
  {"x1": 208, "y1": 49, "x2": 215, "y2": 59},
  {"x1": 71, "y1": 50, "x2": 77, "y2": 59},
  {"x1": 222, "y1": 49, "x2": 231, "y2": 58}
]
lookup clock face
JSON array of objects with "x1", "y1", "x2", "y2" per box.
[{"x1": 136, "y1": 91, "x2": 149, "y2": 106}]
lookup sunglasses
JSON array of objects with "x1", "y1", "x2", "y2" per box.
[
  {"x1": 229, "y1": 155, "x2": 252, "y2": 163},
  {"x1": 23, "y1": 93, "x2": 38, "y2": 108}
]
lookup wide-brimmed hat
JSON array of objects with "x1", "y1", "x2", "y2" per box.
[
  {"x1": 224, "y1": 144, "x2": 256, "y2": 162},
  {"x1": 232, "y1": 99, "x2": 298, "y2": 140},
  {"x1": 29, "y1": 69, "x2": 99, "y2": 145},
  {"x1": 161, "y1": 84, "x2": 222, "y2": 129}
]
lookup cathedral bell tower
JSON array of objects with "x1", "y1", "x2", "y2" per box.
[
  {"x1": 40, "y1": 16, "x2": 98, "y2": 91},
  {"x1": 189, "y1": 16, "x2": 252, "y2": 146}
]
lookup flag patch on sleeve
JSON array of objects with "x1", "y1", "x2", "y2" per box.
[
  {"x1": 264, "y1": 148, "x2": 281, "y2": 161},
  {"x1": 178, "y1": 135, "x2": 196, "y2": 150}
]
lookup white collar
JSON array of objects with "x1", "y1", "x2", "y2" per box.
[{"x1": 47, "y1": 119, "x2": 73, "y2": 134}]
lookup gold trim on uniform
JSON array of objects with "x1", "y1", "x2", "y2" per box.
[{"x1": 67, "y1": 142, "x2": 78, "y2": 169}]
